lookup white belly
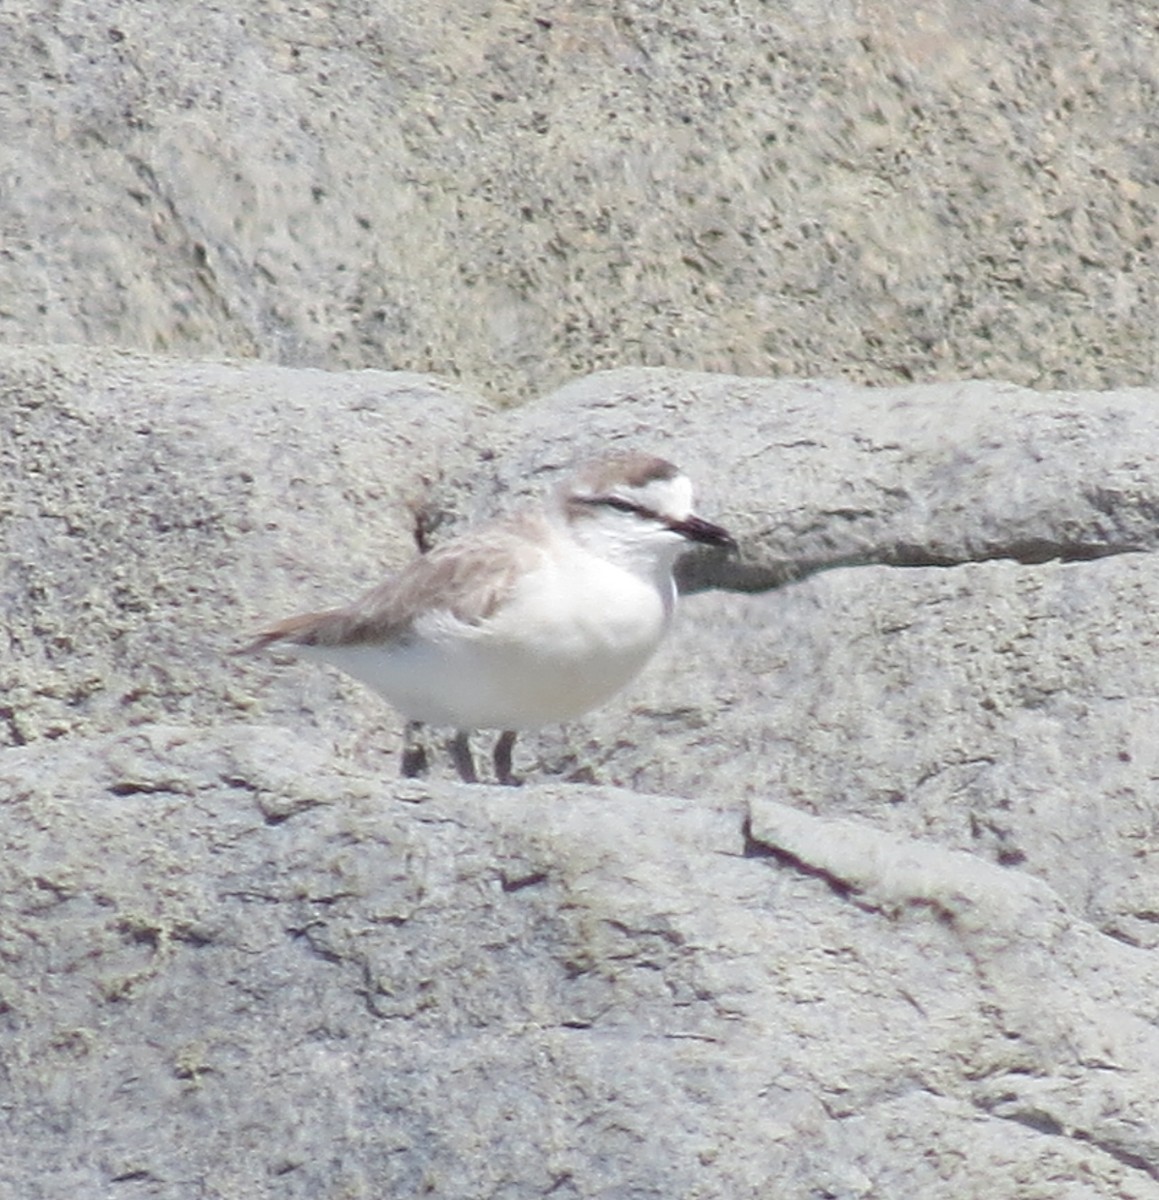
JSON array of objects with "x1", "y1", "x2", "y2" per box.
[{"x1": 299, "y1": 553, "x2": 674, "y2": 730}]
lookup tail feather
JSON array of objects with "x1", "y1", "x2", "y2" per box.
[{"x1": 232, "y1": 610, "x2": 337, "y2": 656}]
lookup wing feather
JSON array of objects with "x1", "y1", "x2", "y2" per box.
[{"x1": 238, "y1": 511, "x2": 550, "y2": 653}]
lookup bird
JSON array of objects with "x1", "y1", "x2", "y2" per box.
[{"x1": 239, "y1": 450, "x2": 735, "y2": 784}]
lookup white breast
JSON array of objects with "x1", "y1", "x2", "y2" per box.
[{"x1": 302, "y1": 538, "x2": 675, "y2": 730}]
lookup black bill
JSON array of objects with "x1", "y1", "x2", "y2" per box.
[{"x1": 667, "y1": 514, "x2": 736, "y2": 550}]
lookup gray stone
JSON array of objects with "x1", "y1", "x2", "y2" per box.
[
  {"x1": 5, "y1": 725, "x2": 1159, "y2": 1199},
  {"x1": 5, "y1": 347, "x2": 1159, "y2": 1195},
  {"x1": 496, "y1": 369, "x2": 1159, "y2": 591},
  {"x1": 1, "y1": 345, "x2": 492, "y2": 751},
  {"x1": 8, "y1": 0, "x2": 1159, "y2": 1185},
  {"x1": 2, "y1": 0, "x2": 1157, "y2": 402}
]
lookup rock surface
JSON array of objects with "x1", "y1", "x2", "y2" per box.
[
  {"x1": 4, "y1": 346, "x2": 1159, "y2": 1197},
  {"x1": 3, "y1": 0, "x2": 1157, "y2": 402},
  {"x1": 6, "y1": 723, "x2": 1159, "y2": 1199},
  {"x1": 1, "y1": 345, "x2": 492, "y2": 752},
  {"x1": 6, "y1": 1, "x2": 1159, "y2": 1190}
]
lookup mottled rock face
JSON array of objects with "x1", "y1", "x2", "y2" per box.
[
  {"x1": 5, "y1": 1, "x2": 1159, "y2": 1188},
  {"x1": 1, "y1": 1, "x2": 1156, "y2": 403},
  {"x1": 5, "y1": 349, "x2": 1159, "y2": 1197}
]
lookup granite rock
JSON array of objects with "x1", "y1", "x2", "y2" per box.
[
  {"x1": 3, "y1": 0, "x2": 1157, "y2": 402},
  {"x1": 4, "y1": 349, "x2": 1159, "y2": 1196},
  {"x1": 5, "y1": 724, "x2": 1158, "y2": 1199}
]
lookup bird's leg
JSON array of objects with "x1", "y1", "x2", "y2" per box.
[
  {"x1": 448, "y1": 729, "x2": 479, "y2": 784},
  {"x1": 493, "y1": 730, "x2": 520, "y2": 786},
  {"x1": 400, "y1": 720, "x2": 429, "y2": 779}
]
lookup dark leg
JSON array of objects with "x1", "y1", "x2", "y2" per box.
[
  {"x1": 401, "y1": 720, "x2": 429, "y2": 778},
  {"x1": 493, "y1": 730, "x2": 520, "y2": 786},
  {"x1": 448, "y1": 729, "x2": 478, "y2": 784}
]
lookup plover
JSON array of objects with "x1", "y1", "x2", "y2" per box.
[{"x1": 241, "y1": 451, "x2": 735, "y2": 784}]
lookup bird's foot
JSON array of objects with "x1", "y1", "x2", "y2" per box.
[
  {"x1": 448, "y1": 729, "x2": 479, "y2": 784},
  {"x1": 400, "y1": 721, "x2": 430, "y2": 779},
  {"x1": 493, "y1": 730, "x2": 522, "y2": 787}
]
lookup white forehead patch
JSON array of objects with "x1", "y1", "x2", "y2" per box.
[{"x1": 626, "y1": 473, "x2": 694, "y2": 520}]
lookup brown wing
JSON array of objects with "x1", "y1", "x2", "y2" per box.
[{"x1": 237, "y1": 511, "x2": 550, "y2": 653}]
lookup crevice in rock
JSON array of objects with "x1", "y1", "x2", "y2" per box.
[
  {"x1": 978, "y1": 1099, "x2": 1159, "y2": 1181},
  {"x1": 500, "y1": 868, "x2": 549, "y2": 893},
  {"x1": 680, "y1": 540, "x2": 1147, "y2": 594},
  {"x1": 1070, "y1": 1129, "x2": 1159, "y2": 1180},
  {"x1": 106, "y1": 779, "x2": 186, "y2": 797},
  {"x1": 741, "y1": 815, "x2": 858, "y2": 902},
  {"x1": 0, "y1": 706, "x2": 27, "y2": 747}
]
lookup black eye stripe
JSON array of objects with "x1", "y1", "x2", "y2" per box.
[
  {"x1": 576, "y1": 494, "x2": 656, "y2": 519},
  {"x1": 604, "y1": 495, "x2": 649, "y2": 517}
]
